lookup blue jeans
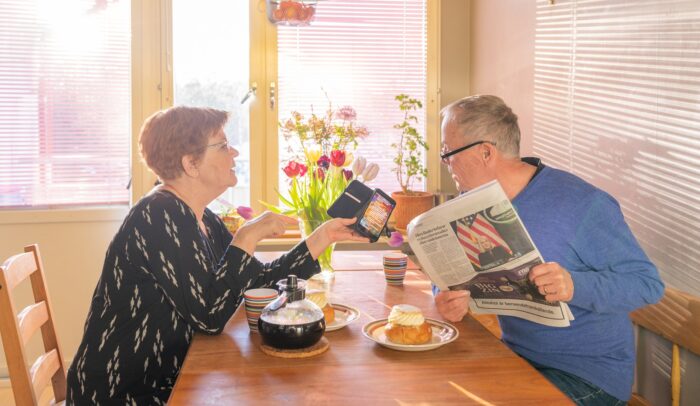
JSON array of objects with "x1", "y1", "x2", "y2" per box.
[{"x1": 527, "y1": 360, "x2": 626, "y2": 406}]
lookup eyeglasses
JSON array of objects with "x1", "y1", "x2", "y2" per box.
[
  {"x1": 440, "y1": 140, "x2": 494, "y2": 164},
  {"x1": 204, "y1": 139, "x2": 230, "y2": 152}
]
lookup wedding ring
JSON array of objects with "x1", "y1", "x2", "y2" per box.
[{"x1": 543, "y1": 286, "x2": 549, "y2": 295}]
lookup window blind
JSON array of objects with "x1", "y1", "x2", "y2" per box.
[
  {"x1": 0, "y1": 0, "x2": 131, "y2": 209},
  {"x1": 277, "y1": 0, "x2": 427, "y2": 194},
  {"x1": 533, "y1": 0, "x2": 700, "y2": 296}
]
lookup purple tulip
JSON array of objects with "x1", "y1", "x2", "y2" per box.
[
  {"x1": 387, "y1": 231, "x2": 404, "y2": 247},
  {"x1": 317, "y1": 155, "x2": 331, "y2": 169},
  {"x1": 236, "y1": 206, "x2": 254, "y2": 220}
]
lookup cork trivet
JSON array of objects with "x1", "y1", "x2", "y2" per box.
[{"x1": 260, "y1": 337, "x2": 329, "y2": 358}]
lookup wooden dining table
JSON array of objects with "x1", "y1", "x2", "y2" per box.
[{"x1": 169, "y1": 250, "x2": 571, "y2": 405}]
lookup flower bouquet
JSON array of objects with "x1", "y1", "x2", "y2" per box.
[{"x1": 266, "y1": 103, "x2": 378, "y2": 275}]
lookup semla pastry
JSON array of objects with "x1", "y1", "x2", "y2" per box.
[
  {"x1": 306, "y1": 289, "x2": 335, "y2": 324},
  {"x1": 384, "y1": 304, "x2": 432, "y2": 345}
]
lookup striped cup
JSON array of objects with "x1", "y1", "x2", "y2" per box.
[
  {"x1": 383, "y1": 253, "x2": 408, "y2": 286},
  {"x1": 243, "y1": 288, "x2": 279, "y2": 332}
]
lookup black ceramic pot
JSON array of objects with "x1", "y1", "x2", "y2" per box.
[{"x1": 258, "y1": 317, "x2": 325, "y2": 349}]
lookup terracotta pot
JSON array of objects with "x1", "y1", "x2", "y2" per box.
[{"x1": 390, "y1": 191, "x2": 435, "y2": 230}]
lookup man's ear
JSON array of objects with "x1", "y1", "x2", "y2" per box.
[
  {"x1": 482, "y1": 143, "x2": 493, "y2": 162},
  {"x1": 181, "y1": 154, "x2": 200, "y2": 178}
]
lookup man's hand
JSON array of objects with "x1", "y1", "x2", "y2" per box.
[
  {"x1": 435, "y1": 290, "x2": 471, "y2": 322},
  {"x1": 528, "y1": 262, "x2": 574, "y2": 302}
]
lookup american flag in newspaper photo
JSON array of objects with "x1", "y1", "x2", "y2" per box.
[{"x1": 450, "y1": 201, "x2": 535, "y2": 272}]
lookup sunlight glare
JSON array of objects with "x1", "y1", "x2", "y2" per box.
[{"x1": 37, "y1": 0, "x2": 103, "y2": 55}]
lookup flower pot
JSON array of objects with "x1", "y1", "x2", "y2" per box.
[{"x1": 390, "y1": 191, "x2": 435, "y2": 230}]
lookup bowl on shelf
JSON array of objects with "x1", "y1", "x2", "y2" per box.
[{"x1": 266, "y1": 0, "x2": 319, "y2": 26}]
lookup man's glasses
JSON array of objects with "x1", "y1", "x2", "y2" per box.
[
  {"x1": 440, "y1": 140, "x2": 494, "y2": 164},
  {"x1": 204, "y1": 139, "x2": 230, "y2": 152}
]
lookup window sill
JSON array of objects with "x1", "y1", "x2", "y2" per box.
[{"x1": 0, "y1": 206, "x2": 129, "y2": 225}]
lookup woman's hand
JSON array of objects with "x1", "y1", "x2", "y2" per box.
[
  {"x1": 231, "y1": 211, "x2": 298, "y2": 255},
  {"x1": 305, "y1": 218, "x2": 369, "y2": 260}
]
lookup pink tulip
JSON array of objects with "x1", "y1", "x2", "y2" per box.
[
  {"x1": 342, "y1": 169, "x2": 353, "y2": 180},
  {"x1": 388, "y1": 231, "x2": 404, "y2": 247},
  {"x1": 298, "y1": 163, "x2": 308, "y2": 177},
  {"x1": 236, "y1": 206, "x2": 254, "y2": 220}
]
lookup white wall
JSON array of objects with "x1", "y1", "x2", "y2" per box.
[{"x1": 470, "y1": 0, "x2": 536, "y2": 156}]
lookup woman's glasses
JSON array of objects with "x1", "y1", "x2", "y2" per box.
[{"x1": 204, "y1": 139, "x2": 230, "y2": 152}]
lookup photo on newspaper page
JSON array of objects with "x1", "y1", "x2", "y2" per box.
[{"x1": 449, "y1": 201, "x2": 534, "y2": 273}]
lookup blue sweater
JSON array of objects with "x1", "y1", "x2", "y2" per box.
[{"x1": 506, "y1": 165, "x2": 664, "y2": 401}]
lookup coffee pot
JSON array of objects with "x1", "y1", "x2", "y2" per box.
[{"x1": 258, "y1": 275, "x2": 325, "y2": 349}]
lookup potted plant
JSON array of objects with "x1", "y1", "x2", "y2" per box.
[{"x1": 390, "y1": 94, "x2": 434, "y2": 230}]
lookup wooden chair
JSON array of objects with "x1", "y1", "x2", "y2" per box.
[
  {"x1": 0, "y1": 244, "x2": 66, "y2": 405},
  {"x1": 629, "y1": 287, "x2": 700, "y2": 406}
]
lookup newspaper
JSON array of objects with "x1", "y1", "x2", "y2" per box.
[{"x1": 407, "y1": 180, "x2": 574, "y2": 327}]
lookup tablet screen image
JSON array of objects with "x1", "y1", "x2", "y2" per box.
[{"x1": 358, "y1": 192, "x2": 395, "y2": 238}]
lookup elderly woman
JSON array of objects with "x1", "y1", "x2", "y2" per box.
[{"x1": 65, "y1": 106, "x2": 365, "y2": 404}]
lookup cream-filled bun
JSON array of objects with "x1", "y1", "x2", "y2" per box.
[
  {"x1": 306, "y1": 289, "x2": 335, "y2": 324},
  {"x1": 384, "y1": 304, "x2": 432, "y2": 345}
]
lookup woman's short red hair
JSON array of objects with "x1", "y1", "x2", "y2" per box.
[{"x1": 139, "y1": 106, "x2": 229, "y2": 180}]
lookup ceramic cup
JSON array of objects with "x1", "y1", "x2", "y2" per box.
[
  {"x1": 383, "y1": 252, "x2": 408, "y2": 286},
  {"x1": 243, "y1": 288, "x2": 279, "y2": 332}
]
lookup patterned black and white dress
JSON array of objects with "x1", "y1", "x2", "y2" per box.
[{"x1": 66, "y1": 189, "x2": 319, "y2": 405}]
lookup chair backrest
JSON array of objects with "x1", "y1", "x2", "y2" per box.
[
  {"x1": 0, "y1": 244, "x2": 67, "y2": 406},
  {"x1": 629, "y1": 287, "x2": 700, "y2": 406}
]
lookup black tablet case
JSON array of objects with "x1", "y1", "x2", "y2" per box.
[{"x1": 326, "y1": 180, "x2": 374, "y2": 219}]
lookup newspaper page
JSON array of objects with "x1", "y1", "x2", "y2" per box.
[{"x1": 407, "y1": 180, "x2": 573, "y2": 327}]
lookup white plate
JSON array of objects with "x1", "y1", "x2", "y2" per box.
[
  {"x1": 362, "y1": 318, "x2": 459, "y2": 351},
  {"x1": 325, "y1": 303, "x2": 360, "y2": 332}
]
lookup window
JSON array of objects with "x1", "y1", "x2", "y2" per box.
[
  {"x1": 0, "y1": 0, "x2": 131, "y2": 208},
  {"x1": 277, "y1": 0, "x2": 428, "y2": 194},
  {"x1": 172, "y1": 0, "x2": 250, "y2": 209}
]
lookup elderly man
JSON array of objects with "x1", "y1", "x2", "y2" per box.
[{"x1": 436, "y1": 95, "x2": 664, "y2": 405}]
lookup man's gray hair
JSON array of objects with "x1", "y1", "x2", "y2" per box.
[{"x1": 441, "y1": 95, "x2": 521, "y2": 157}]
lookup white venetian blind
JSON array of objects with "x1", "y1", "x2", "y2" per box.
[
  {"x1": 277, "y1": 0, "x2": 427, "y2": 194},
  {"x1": 533, "y1": 0, "x2": 700, "y2": 295},
  {"x1": 0, "y1": 0, "x2": 131, "y2": 209}
]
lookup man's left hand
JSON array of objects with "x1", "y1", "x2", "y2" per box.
[{"x1": 528, "y1": 262, "x2": 574, "y2": 302}]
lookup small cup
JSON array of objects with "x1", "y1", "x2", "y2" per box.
[
  {"x1": 243, "y1": 288, "x2": 279, "y2": 332},
  {"x1": 383, "y1": 253, "x2": 408, "y2": 286}
]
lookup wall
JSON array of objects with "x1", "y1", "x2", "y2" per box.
[
  {"x1": 0, "y1": 211, "x2": 125, "y2": 382},
  {"x1": 469, "y1": 0, "x2": 536, "y2": 156},
  {"x1": 438, "y1": 0, "x2": 471, "y2": 194}
]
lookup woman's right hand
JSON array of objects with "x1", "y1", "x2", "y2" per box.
[
  {"x1": 305, "y1": 217, "x2": 369, "y2": 260},
  {"x1": 231, "y1": 211, "x2": 298, "y2": 255}
]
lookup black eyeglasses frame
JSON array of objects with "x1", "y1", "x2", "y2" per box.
[{"x1": 440, "y1": 140, "x2": 494, "y2": 163}]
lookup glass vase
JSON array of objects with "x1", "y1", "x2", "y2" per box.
[{"x1": 298, "y1": 215, "x2": 335, "y2": 283}]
